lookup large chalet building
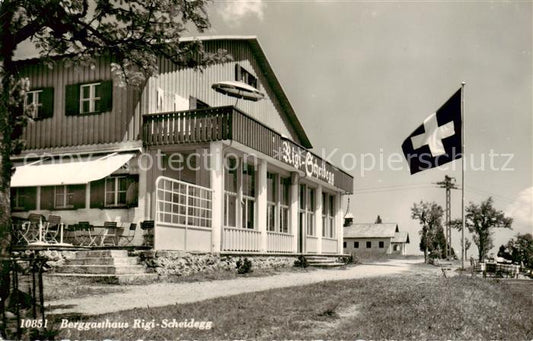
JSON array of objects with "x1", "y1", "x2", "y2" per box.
[{"x1": 11, "y1": 36, "x2": 353, "y2": 255}]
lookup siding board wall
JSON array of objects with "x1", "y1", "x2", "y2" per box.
[
  {"x1": 19, "y1": 40, "x2": 303, "y2": 151},
  {"x1": 19, "y1": 56, "x2": 141, "y2": 151},
  {"x1": 149, "y1": 40, "x2": 302, "y2": 145}
]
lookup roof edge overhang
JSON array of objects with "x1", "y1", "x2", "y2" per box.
[
  {"x1": 15, "y1": 35, "x2": 314, "y2": 149},
  {"x1": 183, "y1": 35, "x2": 313, "y2": 149}
]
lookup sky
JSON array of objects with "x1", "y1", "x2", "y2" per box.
[
  {"x1": 206, "y1": 0, "x2": 532, "y2": 255},
  {"x1": 14, "y1": 1, "x2": 532, "y2": 256}
]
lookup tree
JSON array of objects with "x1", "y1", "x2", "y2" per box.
[
  {"x1": 375, "y1": 215, "x2": 382, "y2": 224},
  {"x1": 507, "y1": 233, "x2": 533, "y2": 269},
  {"x1": 452, "y1": 197, "x2": 512, "y2": 262},
  {"x1": 0, "y1": 0, "x2": 228, "y2": 336},
  {"x1": 411, "y1": 201, "x2": 445, "y2": 263}
]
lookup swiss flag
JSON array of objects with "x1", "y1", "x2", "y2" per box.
[{"x1": 402, "y1": 88, "x2": 462, "y2": 174}]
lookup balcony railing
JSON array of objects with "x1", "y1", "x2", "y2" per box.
[{"x1": 143, "y1": 106, "x2": 353, "y2": 194}]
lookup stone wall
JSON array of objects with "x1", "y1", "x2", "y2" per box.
[{"x1": 134, "y1": 251, "x2": 298, "y2": 277}]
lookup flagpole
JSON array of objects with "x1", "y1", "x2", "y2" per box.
[{"x1": 461, "y1": 81, "x2": 466, "y2": 270}]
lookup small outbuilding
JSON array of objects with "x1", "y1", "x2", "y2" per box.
[{"x1": 343, "y1": 219, "x2": 410, "y2": 255}]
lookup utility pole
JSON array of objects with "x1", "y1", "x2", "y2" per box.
[{"x1": 436, "y1": 175, "x2": 457, "y2": 259}]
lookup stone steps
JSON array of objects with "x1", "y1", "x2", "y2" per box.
[
  {"x1": 46, "y1": 273, "x2": 159, "y2": 285},
  {"x1": 75, "y1": 250, "x2": 129, "y2": 258},
  {"x1": 306, "y1": 256, "x2": 345, "y2": 268},
  {"x1": 51, "y1": 249, "x2": 157, "y2": 284},
  {"x1": 65, "y1": 257, "x2": 139, "y2": 266},
  {"x1": 55, "y1": 265, "x2": 148, "y2": 275}
]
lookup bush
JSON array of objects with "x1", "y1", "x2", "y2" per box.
[
  {"x1": 341, "y1": 251, "x2": 359, "y2": 265},
  {"x1": 236, "y1": 258, "x2": 253, "y2": 274},
  {"x1": 294, "y1": 255, "x2": 309, "y2": 268}
]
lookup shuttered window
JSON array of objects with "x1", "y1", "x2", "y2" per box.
[
  {"x1": 40, "y1": 185, "x2": 85, "y2": 210},
  {"x1": 25, "y1": 88, "x2": 54, "y2": 119},
  {"x1": 11, "y1": 187, "x2": 37, "y2": 211},
  {"x1": 65, "y1": 80, "x2": 112, "y2": 115}
]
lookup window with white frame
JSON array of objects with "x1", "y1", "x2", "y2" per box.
[
  {"x1": 305, "y1": 186, "x2": 316, "y2": 236},
  {"x1": 105, "y1": 176, "x2": 128, "y2": 207},
  {"x1": 54, "y1": 185, "x2": 75, "y2": 208},
  {"x1": 322, "y1": 193, "x2": 336, "y2": 238},
  {"x1": 24, "y1": 90, "x2": 43, "y2": 118},
  {"x1": 80, "y1": 82, "x2": 101, "y2": 114},
  {"x1": 279, "y1": 177, "x2": 290, "y2": 234},
  {"x1": 266, "y1": 172, "x2": 277, "y2": 232},
  {"x1": 328, "y1": 195, "x2": 335, "y2": 238},
  {"x1": 241, "y1": 163, "x2": 256, "y2": 229},
  {"x1": 322, "y1": 193, "x2": 327, "y2": 237},
  {"x1": 299, "y1": 184, "x2": 306, "y2": 237},
  {"x1": 224, "y1": 157, "x2": 238, "y2": 227}
]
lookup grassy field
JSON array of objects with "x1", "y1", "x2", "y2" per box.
[{"x1": 51, "y1": 269, "x2": 533, "y2": 340}]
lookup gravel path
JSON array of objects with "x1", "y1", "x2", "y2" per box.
[{"x1": 47, "y1": 258, "x2": 434, "y2": 316}]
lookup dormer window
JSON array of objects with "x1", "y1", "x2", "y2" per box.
[{"x1": 235, "y1": 64, "x2": 258, "y2": 89}]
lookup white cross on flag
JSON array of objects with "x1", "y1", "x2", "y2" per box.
[{"x1": 402, "y1": 88, "x2": 462, "y2": 174}]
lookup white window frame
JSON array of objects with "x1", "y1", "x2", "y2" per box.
[
  {"x1": 104, "y1": 176, "x2": 128, "y2": 207},
  {"x1": 224, "y1": 191, "x2": 238, "y2": 227},
  {"x1": 54, "y1": 185, "x2": 74, "y2": 209},
  {"x1": 80, "y1": 82, "x2": 101, "y2": 114},
  {"x1": 305, "y1": 186, "x2": 316, "y2": 237},
  {"x1": 25, "y1": 90, "x2": 43, "y2": 119},
  {"x1": 279, "y1": 177, "x2": 290, "y2": 234},
  {"x1": 267, "y1": 172, "x2": 277, "y2": 232},
  {"x1": 241, "y1": 163, "x2": 256, "y2": 230},
  {"x1": 321, "y1": 193, "x2": 336, "y2": 238},
  {"x1": 224, "y1": 157, "x2": 239, "y2": 228}
]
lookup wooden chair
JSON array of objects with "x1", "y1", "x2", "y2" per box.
[
  {"x1": 44, "y1": 214, "x2": 62, "y2": 244},
  {"x1": 74, "y1": 222, "x2": 97, "y2": 246},
  {"x1": 118, "y1": 223, "x2": 137, "y2": 246},
  {"x1": 23, "y1": 213, "x2": 46, "y2": 243},
  {"x1": 100, "y1": 221, "x2": 118, "y2": 246}
]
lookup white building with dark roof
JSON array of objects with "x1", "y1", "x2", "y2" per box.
[{"x1": 343, "y1": 222, "x2": 410, "y2": 255}]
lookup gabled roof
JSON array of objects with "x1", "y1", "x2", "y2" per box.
[
  {"x1": 392, "y1": 232, "x2": 410, "y2": 244},
  {"x1": 15, "y1": 35, "x2": 313, "y2": 148},
  {"x1": 185, "y1": 36, "x2": 312, "y2": 148},
  {"x1": 344, "y1": 223, "x2": 398, "y2": 239}
]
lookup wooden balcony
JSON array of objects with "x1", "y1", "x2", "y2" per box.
[{"x1": 143, "y1": 106, "x2": 354, "y2": 193}]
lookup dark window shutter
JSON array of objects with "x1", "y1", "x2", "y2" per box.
[
  {"x1": 71, "y1": 184, "x2": 86, "y2": 209},
  {"x1": 65, "y1": 84, "x2": 80, "y2": 116},
  {"x1": 99, "y1": 80, "x2": 113, "y2": 112},
  {"x1": 90, "y1": 178, "x2": 105, "y2": 208},
  {"x1": 40, "y1": 186, "x2": 55, "y2": 210},
  {"x1": 235, "y1": 64, "x2": 241, "y2": 81},
  {"x1": 125, "y1": 175, "x2": 139, "y2": 207},
  {"x1": 40, "y1": 87, "x2": 54, "y2": 119}
]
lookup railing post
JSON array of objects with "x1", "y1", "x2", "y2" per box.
[{"x1": 210, "y1": 142, "x2": 224, "y2": 253}]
